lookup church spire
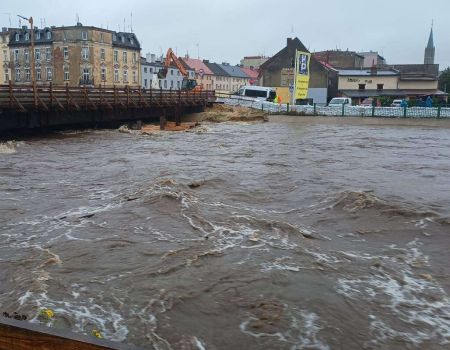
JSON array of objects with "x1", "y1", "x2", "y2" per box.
[
  {"x1": 424, "y1": 22, "x2": 435, "y2": 64},
  {"x1": 427, "y1": 22, "x2": 434, "y2": 48}
]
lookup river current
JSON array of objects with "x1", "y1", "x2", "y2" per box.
[{"x1": 1, "y1": 117, "x2": 450, "y2": 349}]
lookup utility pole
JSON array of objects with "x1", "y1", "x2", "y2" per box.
[{"x1": 18, "y1": 15, "x2": 36, "y2": 109}]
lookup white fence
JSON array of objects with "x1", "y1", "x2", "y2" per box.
[{"x1": 217, "y1": 97, "x2": 450, "y2": 118}]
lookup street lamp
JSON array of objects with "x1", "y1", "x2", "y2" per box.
[{"x1": 17, "y1": 15, "x2": 37, "y2": 109}]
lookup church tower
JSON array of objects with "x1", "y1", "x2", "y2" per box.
[{"x1": 424, "y1": 25, "x2": 435, "y2": 64}]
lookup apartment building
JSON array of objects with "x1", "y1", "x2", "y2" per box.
[{"x1": 0, "y1": 28, "x2": 12, "y2": 84}]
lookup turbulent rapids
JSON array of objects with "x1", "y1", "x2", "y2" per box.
[{"x1": 1, "y1": 117, "x2": 450, "y2": 349}]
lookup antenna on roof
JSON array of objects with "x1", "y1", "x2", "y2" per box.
[
  {"x1": 123, "y1": 18, "x2": 125, "y2": 32},
  {"x1": 44, "y1": 18, "x2": 46, "y2": 27},
  {"x1": 76, "y1": 13, "x2": 79, "y2": 23},
  {"x1": 130, "y1": 12, "x2": 133, "y2": 32}
]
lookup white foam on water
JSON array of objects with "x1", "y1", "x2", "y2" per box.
[
  {"x1": 193, "y1": 336, "x2": 207, "y2": 350},
  {"x1": 0, "y1": 141, "x2": 19, "y2": 154},
  {"x1": 260, "y1": 257, "x2": 302, "y2": 273},
  {"x1": 239, "y1": 309, "x2": 330, "y2": 350},
  {"x1": 336, "y1": 240, "x2": 450, "y2": 346}
]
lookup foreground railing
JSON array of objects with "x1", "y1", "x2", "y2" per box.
[{"x1": 0, "y1": 82, "x2": 215, "y2": 112}]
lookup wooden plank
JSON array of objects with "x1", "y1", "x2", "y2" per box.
[{"x1": 0, "y1": 318, "x2": 144, "y2": 350}]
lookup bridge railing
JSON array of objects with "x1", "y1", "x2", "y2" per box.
[{"x1": 0, "y1": 82, "x2": 215, "y2": 112}]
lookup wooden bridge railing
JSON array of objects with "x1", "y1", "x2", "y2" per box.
[{"x1": 0, "y1": 82, "x2": 215, "y2": 112}]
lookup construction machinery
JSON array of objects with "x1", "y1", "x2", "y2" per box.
[{"x1": 157, "y1": 48, "x2": 201, "y2": 91}]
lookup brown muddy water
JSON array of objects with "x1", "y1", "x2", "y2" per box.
[{"x1": 1, "y1": 117, "x2": 450, "y2": 350}]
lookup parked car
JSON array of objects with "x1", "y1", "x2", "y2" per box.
[
  {"x1": 391, "y1": 99, "x2": 403, "y2": 107},
  {"x1": 328, "y1": 97, "x2": 352, "y2": 107}
]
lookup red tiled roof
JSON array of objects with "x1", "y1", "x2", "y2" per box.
[
  {"x1": 240, "y1": 67, "x2": 260, "y2": 79},
  {"x1": 181, "y1": 58, "x2": 214, "y2": 75}
]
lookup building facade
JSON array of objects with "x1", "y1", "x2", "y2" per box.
[
  {"x1": 7, "y1": 23, "x2": 140, "y2": 87},
  {"x1": 181, "y1": 57, "x2": 214, "y2": 90},
  {"x1": 313, "y1": 50, "x2": 364, "y2": 69},
  {"x1": 259, "y1": 37, "x2": 332, "y2": 105},
  {"x1": 358, "y1": 51, "x2": 387, "y2": 68},
  {"x1": 0, "y1": 28, "x2": 12, "y2": 84},
  {"x1": 240, "y1": 56, "x2": 269, "y2": 69},
  {"x1": 8, "y1": 26, "x2": 54, "y2": 85},
  {"x1": 141, "y1": 54, "x2": 195, "y2": 90}
]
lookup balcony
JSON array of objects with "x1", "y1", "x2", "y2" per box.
[{"x1": 79, "y1": 78, "x2": 94, "y2": 86}]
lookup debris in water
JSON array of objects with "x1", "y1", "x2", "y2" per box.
[
  {"x1": 38, "y1": 308, "x2": 54, "y2": 322},
  {"x1": 2, "y1": 312, "x2": 27, "y2": 320}
]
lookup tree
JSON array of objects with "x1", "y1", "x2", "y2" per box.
[{"x1": 438, "y1": 67, "x2": 450, "y2": 93}]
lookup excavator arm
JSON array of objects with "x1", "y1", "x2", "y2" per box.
[{"x1": 157, "y1": 48, "x2": 200, "y2": 91}]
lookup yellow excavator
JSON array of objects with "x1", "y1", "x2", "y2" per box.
[{"x1": 157, "y1": 48, "x2": 202, "y2": 91}]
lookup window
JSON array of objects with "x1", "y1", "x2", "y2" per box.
[
  {"x1": 82, "y1": 31, "x2": 87, "y2": 40},
  {"x1": 132, "y1": 71, "x2": 136, "y2": 83},
  {"x1": 35, "y1": 48, "x2": 40, "y2": 61},
  {"x1": 100, "y1": 48, "x2": 105, "y2": 60},
  {"x1": 25, "y1": 68, "x2": 30, "y2": 81},
  {"x1": 15, "y1": 33, "x2": 19, "y2": 41},
  {"x1": 114, "y1": 50, "x2": 118, "y2": 63},
  {"x1": 149, "y1": 67, "x2": 153, "y2": 73},
  {"x1": 164, "y1": 80, "x2": 167, "y2": 89},
  {"x1": 130, "y1": 38, "x2": 134, "y2": 45},
  {"x1": 170, "y1": 69, "x2": 173, "y2": 76},
  {"x1": 170, "y1": 80, "x2": 173, "y2": 89},
  {"x1": 64, "y1": 67, "x2": 69, "y2": 81},
  {"x1": 159, "y1": 80, "x2": 162, "y2": 88},
  {"x1": 177, "y1": 81, "x2": 180, "y2": 89},
  {"x1": 24, "y1": 49, "x2": 29, "y2": 63},
  {"x1": 14, "y1": 49, "x2": 19, "y2": 62},
  {"x1": 82, "y1": 47, "x2": 89, "y2": 60},
  {"x1": 123, "y1": 51, "x2": 127, "y2": 64},
  {"x1": 358, "y1": 84, "x2": 365, "y2": 90},
  {"x1": 46, "y1": 47, "x2": 51, "y2": 61},
  {"x1": 100, "y1": 33, "x2": 104, "y2": 43},
  {"x1": 3, "y1": 50, "x2": 7, "y2": 62},
  {"x1": 177, "y1": 71, "x2": 180, "y2": 76},
  {"x1": 114, "y1": 69, "x2": 119, "y2": 82},
  {"x1": 36, "y1": 32, "x2": 40, "y2": 40},
  {"x1": 123, "y1": 70, "x2": 128, "y2": 82},
  {"x1": 63, "y1": 47, "x2": 69, "y2": 59},
  {"x1": 144, "y1": 78, "x2": 147, "y2": 88},
  {"x1": 15, "y1": 68, "x2": 20, "y2": 81},
  {"x1": 377, "y1": 84, "x2": 384, "y2": 91},
  {"x1": 144, "y1": 67, "x2": 147, "y2": 73},
  {"x1": 46, "y1": 31, "x2": 51, "y2": 40},
  {"x1": 25, "y1": 32, "x2": 29, "y2": 40},
  {"x1": 4, "y1": 69, "x2": 9, "y2": 82},
  {"x1": 47, "y1": 68, "x2": 53, "y2": 81},
  {"x1": 101, "y1": 67, "x2": 106, "y2": 81},
  {"x1": 82, "y1": 68, "x2": 90, "y2": 82},
  {"x1": 132, "y1": 52, "x2": 136, "y2": 64},
  {"x1": 112, "y1": 33, "x2": 117, "y2": 41},
  {"x1": 36, "y1": 69, "x2": 41, "y2": 81}
]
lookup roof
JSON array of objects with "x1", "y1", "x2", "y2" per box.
[
  {"x1": 240, "y1": 67, "x2": 259, "y2": 79},
  {"x1": 218, "y1": 64, "x2": 248, "y2": 78},
  {"x1": 260, "y1": 37, "x2": 309, "y2": 72},
  {"x1": 340, "y1": 89, "x2": 446, "y2": 98},
  {"x1": 9, "y1": 27, "x2": 53, "y2": 46},
  {"x1": 112, "y1": 32, "x2": 140, "y2": 50},
  {"x1": 181, "y1": 57, "x2": 214, "y2": 75},
  {"x1": 204, "y1": 61, "x2": 228, "y2": 76},
  {"x1": 338, "y1": 69, "x2": 398, "y2": 76},
  {"x1": 318, "y1": 60, "x2": 338, "y2": 71}
]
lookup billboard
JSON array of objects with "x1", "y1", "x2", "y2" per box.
[{"x1": 294, "y1": 50, "x2": 311, "y2": 100}]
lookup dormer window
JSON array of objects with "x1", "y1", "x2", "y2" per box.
[
  {"x1": 130, "y1": 38, "x2": 134, "y2": 45},
  {"x1": 121, "y1": 36, "x2": 124, "y2": 43},
  {"x1": 25, "y1": 33, "x2": 29, "y2": 40},
  {"x1": 36, "y1": 32, "x2": 41, "y2": 40},
  {"x1": 46, "y1": 31, "x2": 51, "y2": 40},
  {"x1": 112, "y1": 33, "x2": 117, "y2": 41},
  {"x1": 82, "y1": 31, "x2": 87, "y2": 40},
  {"x1": 15, "y1": 33, "x2": 19, "y2": 41}
]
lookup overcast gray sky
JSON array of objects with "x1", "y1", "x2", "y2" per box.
[{"x1": 1, "y1": 0, "x2": 449, "y2": 68}]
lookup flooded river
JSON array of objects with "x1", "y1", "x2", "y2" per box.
[{"x1": 1, "y1": 117, "x2": 450, "y2": 349}]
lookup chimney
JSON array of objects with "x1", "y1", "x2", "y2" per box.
[
  {"x1": 287, "y1": 37, "x2": 293, "y2": 46},
  {"x1": 370, "y1": 59, "x2": 377, "y2": 75}
]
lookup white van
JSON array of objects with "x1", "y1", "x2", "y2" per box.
[
  {"x1": 328, "y1": 97, "x2": 352, "y2": 106},
  {"x1": 234, "y1": 86, "x2": 277, "y2": 102}
]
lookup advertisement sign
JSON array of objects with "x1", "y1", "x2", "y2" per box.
[{"x1": 294, "y1": 50, "x2": 311, "y2": 100}]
